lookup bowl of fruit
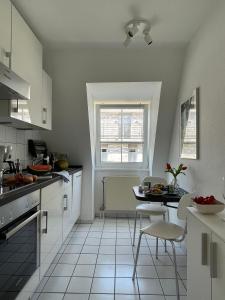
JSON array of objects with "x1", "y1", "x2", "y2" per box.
[{"x1": 192, "y1": 195, "x2": 225, "y2": 214}]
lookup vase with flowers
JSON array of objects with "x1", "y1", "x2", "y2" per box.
[{"x1": 165, "y1": 163, "x2": 187, "y2": 191}]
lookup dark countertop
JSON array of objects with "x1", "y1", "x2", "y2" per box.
[{"x1": 0, "y1": 166, "x2": 83, "y2": 207}]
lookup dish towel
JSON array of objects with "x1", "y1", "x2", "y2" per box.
[{"x1": 53, "y1": 171, "x2": 70, "y2": 183}]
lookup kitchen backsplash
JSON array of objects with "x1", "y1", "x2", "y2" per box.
[{"x1": 0, "y1": 125, "x2": 41, "y2": 170}]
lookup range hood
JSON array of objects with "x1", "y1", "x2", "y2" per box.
[{"x1": 0, "y1": 61, "x2": 30, "y2": 100}]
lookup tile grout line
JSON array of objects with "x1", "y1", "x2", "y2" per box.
[
  {"x1": 145, "y1": 232, "x2": 167, "y2": 300},
  {"x1": 63, "y1": 223, "x2": 92, "y2": 299},
  {"x1": 114, "y1": 215, "x2": 117, "y2": 300},
  {"x1": 128, "y1": 215, "x2": 141, "y2": 300},
  {"x1": 88, "y1": 216, "x2": 105, "y2": 300}
]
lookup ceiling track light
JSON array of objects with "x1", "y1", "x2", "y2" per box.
[{"x1": 123, "y1": 19, "x2": 153, "y2": 47}]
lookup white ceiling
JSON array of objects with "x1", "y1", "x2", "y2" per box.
[{"x1": 13, "y1": 0, "x2": 219, "y2": 48}]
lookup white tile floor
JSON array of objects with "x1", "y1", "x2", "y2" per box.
[{"x1": 33, "y1": 216, "x2": 187, "y2": 300}]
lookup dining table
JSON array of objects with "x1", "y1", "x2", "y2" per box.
[{"x1": 132, "y1": 186, "x2": 187, "y2": 208}]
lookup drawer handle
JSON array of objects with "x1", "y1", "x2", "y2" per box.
[
  {"x1": 64, "y1": 194, "x2": 68, "y2": 211},
  {"x1": 0, "y1": 211, "x2": 41, "y2": 240},
  {"x1": 210, "y1": 242, "x2": 217, "y2": 278},
  {"x1": 201, "y1": 233, "x2": 208, "y2": 265}
]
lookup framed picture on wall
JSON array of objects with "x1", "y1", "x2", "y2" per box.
[{"x1": 180, "y1": 87, "x2": 199, "y2": 159}]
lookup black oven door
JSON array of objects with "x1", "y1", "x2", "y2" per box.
[{"x1": 0, "y1": 207, "x2": 40, "y2": 300}]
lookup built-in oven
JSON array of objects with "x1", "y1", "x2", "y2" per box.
[{"x1": 0, "y1": 191, "x2": 41, "y2": 300}]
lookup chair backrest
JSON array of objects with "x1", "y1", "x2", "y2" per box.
[
  {"x1": 142, "y1": 176, "x2": 167, "y2": 186},
  {"x1": 177, "y1": 193, "x2": 193, "y2": 220}
]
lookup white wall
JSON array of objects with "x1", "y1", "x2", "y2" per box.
[
  {"x1": 42, "y1": 46, "x2": 184, "y2": 220},
  {"x1": 169, "y1": 1, "x2": 225, "y2": 201}
]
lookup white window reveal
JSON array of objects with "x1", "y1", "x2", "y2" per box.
[{"x1": 96, "y1": 105, "x2": 149, "y2": 168}]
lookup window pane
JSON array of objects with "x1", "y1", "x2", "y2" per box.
[
  {"x1": 99, "y1": 107, "x2": 145, "y2": 164},
  {"x1": 100, "y1": 109, "x2": 121, "y2": 142},
  {"x1": 122, "y1": 143, "x2": 143, "y2": 163},
  {"x1": 122, "y1": 109, "x2": 144, "y2": 142},
  {"x1": 101, "y1": 143, "x2": 121, "y2": 162}
]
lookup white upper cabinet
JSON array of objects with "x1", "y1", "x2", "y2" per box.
[
  {"x1": 0, "y1": 1, "x2": 52, "y2": 129},
  {"x1": 0, "y1": 0, "x2": 11, "y2": 67},
  {"x1": 11, "y1": 4, "x2": 43, "y2": 127},
  {"x1": 41, "y1": 70, "x2": 52, "y2": 130}
]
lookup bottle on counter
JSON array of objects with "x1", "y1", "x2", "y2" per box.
[
  {"x1": 43, "y1": 150, "x2": 50, "y2": 165},
  {"x1": 49, "y1": 153, "x2": 55, "y2": 169},
  {"x1": 15, "y1": 159, "x2": 21, "y2": 173}
]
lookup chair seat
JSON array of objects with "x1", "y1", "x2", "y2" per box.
[
  {"x1": 136, "y1": 203, "x2": 168, "y2": 215},
  {"x1": 141, "y1": 221, "x2": 184, "y2": 240}
]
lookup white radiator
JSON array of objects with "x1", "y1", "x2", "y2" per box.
[{"x1": 103, "y1": 176, "x2": 140, "y2": 211}]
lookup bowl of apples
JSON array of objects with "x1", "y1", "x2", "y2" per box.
[{"x1": 192, "y1": 195, "x2": 225, "y2": 214}]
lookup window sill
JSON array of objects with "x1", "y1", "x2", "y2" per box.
[{"x1": 95, "y1": 168, "x2": 149, "y2": 172}]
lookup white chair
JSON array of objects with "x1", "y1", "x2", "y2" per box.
[
  {"x1": 132, "y1": 193, "x2": 192, "y2": 300},
  {"x1": 132, "y1": 176, "x2": 169, "y2": 246}
]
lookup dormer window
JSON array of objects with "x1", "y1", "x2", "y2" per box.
[{"x1": 96, "y1": 105, "x2": 149, "y2": 168}]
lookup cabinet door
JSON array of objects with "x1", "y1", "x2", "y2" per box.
[
  {"x1": 40, "y1": 180, "x2": 63, "y2": 277},
  {"x1": 211, "y1": 233, "x2": 225, "y2": 300},
  {"x1": 187, "y1": 213, "x2": 211, "y2": 300},
  {"x1": 11, "y1": 4, "x2": 43, "y2": 127},
  {"x1": 63, "y1": 177, "x2": 73, "y2": 241},
  {"x1": 41, "y1": 70, "x2": 52, "y2": 130},
  {"x1": 72, "y1": 171, "x2": 82, "y2": 224},
  {"x1": 0, "y1": 0, "x2": 11, "y2": 66}
]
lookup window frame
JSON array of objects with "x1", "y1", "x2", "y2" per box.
[{"x1": 95, "y1": 104, "x2": 149, "y2": 169}]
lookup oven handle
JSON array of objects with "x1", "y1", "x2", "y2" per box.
[{"x1": 0, "y1": 210, "x2": 41, "y2": 241}]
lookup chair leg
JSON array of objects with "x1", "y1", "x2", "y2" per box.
[
  {"x1": 132, "y1": 211, "x2": 137, "y2": 246},
  {"x1": 156, "y1": 237, "x2": 159, "y2": 259},
  {"x1": 149, "y1": 215, "x2": 152, "y2": 223},
  {"x1": 132, "y1": 231, "x2": 143, "y2": 280},
  {"x1": 167, "y1": 210, "x2": 170, "y2": 222},
  {"x1": 140, "y1": 213, "x2": 142, "y2": 229},
  {"x1": 170, "y1": 241, "x2": 180, "y2": 300},
  {"x1": 162, "y1": 214, "x2": 167, "y2": 252}
]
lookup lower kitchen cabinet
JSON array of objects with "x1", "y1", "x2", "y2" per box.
[
  {"x1": 40, "y1": 180, "x2": 64, "y2": 277},
  {"x1": 40, "y1": 171, "x2": 82, "y2": 276},
  {"x1": 62, "y1": 175, "x2": 73, "y2": 241},
  {"x1": 211, "y1": 233, "x2": 225, "y2": 299},
  {"x1": 187, "y1": 212, "x2": 225, "y2": 300},
  {"x1": 72, "y1": 171, "x2": 82, "y2": 223}
]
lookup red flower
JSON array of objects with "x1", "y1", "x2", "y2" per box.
[
  {"x1": 166, "y1": 163, "x2": 171, "y2": 170},
  {"x1": 182, "y1": 166, "x2": 187, "y2": 170}
]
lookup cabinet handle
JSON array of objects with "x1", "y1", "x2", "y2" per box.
[
  {"x1": 5, "y1": 51, "x2": 11, "y2": 68},
  {"x1": 210, "y1": 242, "x2": 217, "y2": 278},
  {"x1": 42, "y1": 210, "x2": 48, "y2": 234},
  {"x1": 42, "y1": 107, "x2": 47, "y2": 124},
  {"x1": 201, "y1": 233, "x2": 208, "y2": 265},
  {"x1": 64, "y1": 194, "x2": 68, "y2": 211}
]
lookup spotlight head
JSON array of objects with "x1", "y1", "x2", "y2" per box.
[
  {"x1": 144, "y1": 32, "x2": 153, "y2": 45},
  {"x1": 127, "y1": 23, "x2": 139, "y2": 38},
  {"x1": 123, "y1": 19, "x2": 152, "y2": 47},
  {"x1": 123, "y1": 35, "x2": 132, "y2": 47}
]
